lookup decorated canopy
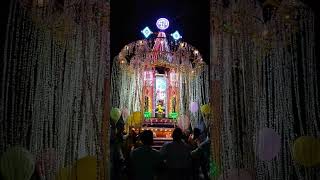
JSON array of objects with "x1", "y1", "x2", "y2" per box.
[{"x1": 111, "y1": 18, "x2": 209, "y2": 128}]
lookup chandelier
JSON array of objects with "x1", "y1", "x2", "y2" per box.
[{"x1": 117, "y1": 18, "x2": 206, "y2": 75}]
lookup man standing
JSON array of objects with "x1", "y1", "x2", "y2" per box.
[
  {"x1": 160, "y1": 127, "x2": 193, "y2": 180},
  {"x1": 130, "y1": 130, "x2": 162, "y2": 180}
]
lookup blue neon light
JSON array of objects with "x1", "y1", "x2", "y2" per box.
[
  {"x1": 141, "y1": 27, "x2": 153, "y2": 38},
  {"x1": 171, "y1": 31, "x2": 182, "y2": 40}
]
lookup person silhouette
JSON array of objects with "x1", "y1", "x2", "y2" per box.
[
  {"x1": 129, "y1": 130, "x2": 162, "y2": 180},
  {"x1": 160, "y1": 127, "x2": 192, "y2": 180}
]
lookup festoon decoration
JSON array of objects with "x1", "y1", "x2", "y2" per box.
[
  {"x1": 0, "y1": 0, "x2": 110, "y2": 179},
  {"x1": 210, "y1": 0, "x2": 319, "y2": 179}
]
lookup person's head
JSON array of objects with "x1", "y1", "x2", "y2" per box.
[
  {"x1": 193, "y1": 128, "x2": 201, "y2": 139},
  {"x1": 140, "y1": 130, "x2": 153, "y2": 146},
  {"x1": 172, "y1": 127, "x2": 183, "y2": 141},
  {"x1": 181, "y1": 131, "x2": 188, "y2": 142}
]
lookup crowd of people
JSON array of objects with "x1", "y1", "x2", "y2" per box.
[{"x1": 111, "y1": 119, "x2": 211, "y2": 180}]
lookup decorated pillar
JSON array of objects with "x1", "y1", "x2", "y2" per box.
[
  {"x1": 210, "y1": 1, "x2": 223, "y2": 179},
  {"x1": 101, "y1": 1, "x2": 110, "y2": 180}
]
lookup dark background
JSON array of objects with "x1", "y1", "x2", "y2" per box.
[
  {"x1": 110, "y1": 0, "x2": 210, "y2": 63},
  {"x1": 110, "y1": 0, "x2": 319, "y2": 66},
  {"x1": 1, "y1": 0, "x2": 319, "y2": 65}
]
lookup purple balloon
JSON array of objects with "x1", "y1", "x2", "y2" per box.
[
  {"x1": 219, "y1": 169, "x2": 253, "y2": 180},
  {"x1": 178, "y1": 115, "x2": 190, "y2": 131},
  {"x1": 121, "y1": 108, "x2": 129, "y2": 122},
  {"x1": 257, "y1": 128, "x2": 281, "y2": 161},
  {"x1": 189, "y1": 102, "x2": 199, "y2": 113}
]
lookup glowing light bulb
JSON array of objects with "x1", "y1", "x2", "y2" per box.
[{"x1": 156, "y1": 18, "x2": 170, "y2": 30}]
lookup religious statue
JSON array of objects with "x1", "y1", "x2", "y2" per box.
[{"x1": 155, "y1": 100, "x2": 165, "y2": 118}]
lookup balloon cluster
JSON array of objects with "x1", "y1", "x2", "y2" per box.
[
  {"x1": 110, "y1": 107, "x2": 144, "y2": 128},
  {"x1": 256, "y1": 128, "x2": 320, "y2": 167}
]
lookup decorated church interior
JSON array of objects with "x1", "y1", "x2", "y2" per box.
[{"x1": 0, "y1": 0, "x2": 320, "y2": 180}]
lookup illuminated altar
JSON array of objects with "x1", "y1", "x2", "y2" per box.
[{"x1": 111, "y1": 18, "x2": 209, "y2": 138}]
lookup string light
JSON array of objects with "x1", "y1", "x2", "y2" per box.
[
  {"x1": 2, "y1": 1, "x2": 110, "y2": 179},
  {"x1": 211, "y1": 0, "x2": 319, "y2": 179}
]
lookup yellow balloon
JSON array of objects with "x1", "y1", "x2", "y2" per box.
[
  {"x1": 55, "y1": 167, "x2": 72, "y2": 180},
  {"x1": 132, "y1": 112, "x2": 142, "y2": 125},
  {"x1": 200, "y1": 104, "x2": 210, "y2": 115},
  {"x1": 73, "y1": 156, "x2": 97, "y2": 180},
  {"x1": 127, "y1": 114, "x2": 133, "y2": 125},
  {"x1": 293, "y1": 136, "x2": 320, "y2": 167}
]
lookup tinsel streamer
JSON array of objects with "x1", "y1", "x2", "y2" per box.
[{"x1": 210, "y1": 0, "x2": 319, "y2": 179}]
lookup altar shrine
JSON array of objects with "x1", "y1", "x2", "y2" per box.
[{"x1": 111, "y1": 18, "x2": 209, "y2": 139}]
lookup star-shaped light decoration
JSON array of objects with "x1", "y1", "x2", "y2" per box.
[
  {"x1": 141, "y1": 27, "x2": 153, "y2": 38},
  {"x1": 171, "y1": 31, "x2": 182, "y2": 41}
]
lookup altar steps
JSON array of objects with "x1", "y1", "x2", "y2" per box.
[{"x1": 152, "y1": 137, "x2": 172, "y2": 150}]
